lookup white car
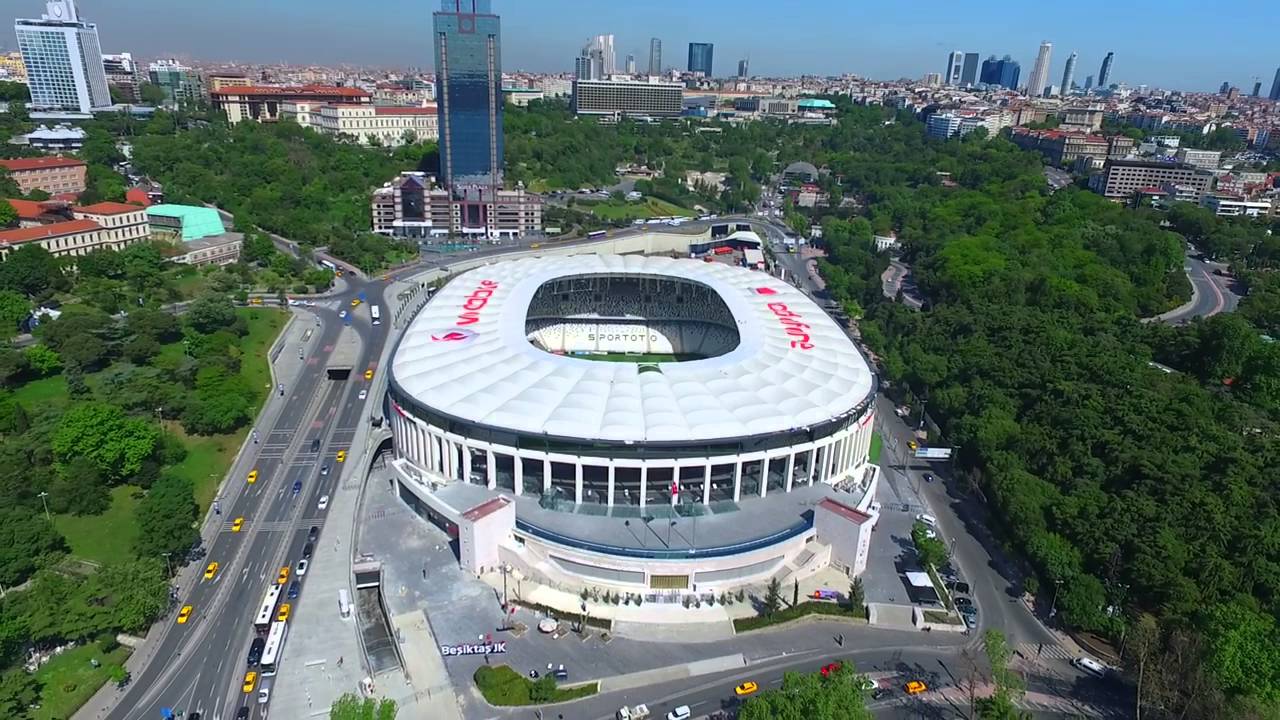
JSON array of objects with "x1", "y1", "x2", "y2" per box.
[
  {"x1": 338, "y1": 309, "x2": 348, "y2": 318},
  {"x1": 258, "y1": 687, "x2": 270, "y2": 704},
  {"x1": 358, "y1": 389, "x2": 368, "y2": 400},
  {"x1": 666, "y1": 707, "x2": 691, "y2": 720},
  {"x1": 296, "y1": 559, "x2": 308, "y2": 577},
  {"x1": 916, "y1": 513, "x2": 938, "y2": 527},
  {"x1": 318, "y1": 495, "x2": 330, "y2": 511},
  {"x1": 1072, "y1": 656, "x2": 1108, "y2": 678}
]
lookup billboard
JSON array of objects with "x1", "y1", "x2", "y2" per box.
[{"x1": 914, "y1": 447, "x2": 953, "y2": 460}]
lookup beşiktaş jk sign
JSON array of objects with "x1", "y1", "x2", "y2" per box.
[{"x1": 440, "y1": 641, "x2": 507, "y2": 657}]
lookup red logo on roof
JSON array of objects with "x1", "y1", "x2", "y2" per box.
[
  {"x1": 431, "y1": 328, "x2": 476, "y2": 343},
  {"x1": 755, "y1": 286, "x2": 778, "y2": 295}
]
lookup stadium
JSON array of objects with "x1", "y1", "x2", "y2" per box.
[{"x1": 387, "y1": 253, "x2": 881, "y2": 595}]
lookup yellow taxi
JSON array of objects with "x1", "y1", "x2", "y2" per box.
[
  {"x1": 277, "y1": 566, "x2": 290, "y2": 585},
  {"x1": 243, "y1": 671, "x2": 257, "y2": 693},
  {"x1": 364, "y1": 369, "x2": 374, "y2": 380},
  {"x1": 247, "y1": 469, "x2": 259, "y2": 484},
  {"x1": 277, "y1": 603, "x2": 291, "y2": 622},
  {"x1": 249, "y1": 297, "x2": 263, "y2": 306},
  {"x1": 335, "y1": 269, "x2": 343, "y2": 277},
  {"x1": 176, "y1": 605, "x2": 193, "y2": 625},
  {"x1": 734, "y1": 681, "x2": 759, "y2": 696},
  {"x1": 231, "y1": 517, "x2": 244, "y2": 533},
  {"x1": 381, "y1": 274, "x2": 390, "y2": 281},
  {"x1": 203, "y1": 562, "x2": 219, "y2": 580},
  {"x1": 351, "y1": 297, "x2": 361, "y2": 307},
  {"x1": 907, "y1": 440, "x2": 919, "y2": 451},
  {"x1": 905, "y1": 680, "x2": 928, "y2": 695},
  {"x1": 336, "y1": 450, "x2": 347, "y2": 463}
]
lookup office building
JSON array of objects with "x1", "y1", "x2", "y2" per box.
[
  {"x1": 960, "y1": 52, "x2": 979, "y2": 86},
  {"x1": 14, "y1": 0, "x2": 111, "y2": 112},
  {"x1": 282, "y1": 102, "x2": 438, "y2": 145},
  {"x1": 926, "y1": 113, "x2": 962, "y2": 139},
  {"x1": 945, "y1": 51, "x2": 964, "y2": 86},
  {"x1": 572, "y1": 78, "x2": 683, "y2": 118},
  {"x1": 979, "y1": 55, "x2": 1020, "y2": 90},
  {"x1": 1270, "y1": 67, "x2": 1280, "y2": 101},
  {"x1": 0, "y1": 156, "x2": 86, "y2": 195},
  {"x1": 738, "y1": 58, "x2": 749, "y2": 79},
  {"x1": 1200, "y1": 195, "x2": 1273, "y2": 218},
  {"x1": 1011, "y1": 129, "x2": 1133, "y2": 168},
  {"x1": 922, "y1": 72, "x2": 942, "y2": 87},
  {"x1": 1061, "y1": 51, "x2": 1077, "y2": 93},
  {"x1": 208, "y1": 74, "x2": 250, "y2": 93},
  {"x1": 148, "y1": 59, "x2": 206, "y2": 107},
  {"x1": 1097, "y1": 52, "x2": 1114, "y2": 89},
  {"x1": 1084, "y1": 75, "x2": 1094, "y2": 91},
  {"x1": 1026, "y1": 41, "x2": 1053, "y2": 97},
  {"x1": 688, "y1": 42, "x2": 714, "y2": 77},
  {"x1": 586, "y1": 34, "x2": 615, "y2": 76},
  {"x1": 1090, "y1": 159, "x2": 1213, "y2": 201},
  {"x1": 575, "y1": 44, "x2": 605, "y2": 81},
  {"x1": 1174, "y1": 148, "x2": 1222, "y2": 170},
  {"x1": 1219, "y1": 81, "x2": 1230, "y2": 95},
  {"x1": 371, "y1": 171, "x2": 541, "y2": 240},
  {"x1": 101, "y1": 52, "x2": 137, "y2": 102},
  {"x1": 434, "y1": 0, "x2": 504, "y2": 191},
  {"x1": 625, "y1": 54, "x2": 636, "y2": 75},
  {"x1": 1252, "y1": 81, "x2": 1262, "y2": 98},
  {"x1": 574, "y1": 53, "x2": 594, "y2": 81},
  {"x1": 648, "y1": 37, "x2": 662, "y2": 75},
  {"x1": 212, "y1": 85, "x2": 370, "y2": 124}
]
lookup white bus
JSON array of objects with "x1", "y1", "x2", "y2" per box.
[
  {"x1": 260, "y1": 620, "x2": 288, "y2": 676},
  {"x1": 319, "y1": 259, "x2": 336, "y2": 271},
  {"x1": 370, "y1": 305, "x2": 381, "y2": 325},
  {"x1": 253, "y1": 584, "x2": 282, "y2": 632}
]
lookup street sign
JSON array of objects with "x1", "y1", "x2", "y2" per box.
[
  {"x1": 440, "y1": 641, "x2": 507, "y2": 657},
  {"x1": 914, "y1": 447, "x2": 953, "y2": 460}
]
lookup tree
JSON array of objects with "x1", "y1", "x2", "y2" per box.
[
  {"x1": 0, "y1": 507, "x2": 66, "y2": 585},
  {"x1": 126, "y1": 307, "x2": 180, "y2": 342},
  {"x1": 0, "y1": 348, "x2": 25, "y2": 387},
  {"x1": 738, "y1": 666, "x2": 873, "y2": 720},
  {"x1": 0, "y1": 243, "x2": 63, "y2": 297},
  {"x1": 59, "y1": 332, "x2": 108, "y2": 370},
  {"x1": 848, "y1": 577, "x2": 865, "y2": 614},
  {"x1": 51, "y1": 402, "x2": 161, "y2": 484},
  {"x1": 1201, "y1": 601, "x2": 1280, "y2": 708},
  {"x1": 48, "y1": 456, "x2": 110, "y2": 515},
  {"x1": 0, "y1": 389, "x2": 29, "y2": 434},
  {"x1": 23, "y1": 343, "x2": 61, "y2": 376},
  {"x1": 133, "y1": 473, "x2": 198, "y2": 562},
  {"x1": 182, "y1": 365, "x2": 254, "y2": 435},
  {"x1": 0, "y1": 669, "x2": 39, "y2": 720},
  {"x1": 976, "y1": 629, "x2": 1029, "y2": 719},
  {"x1": 329, "y1": 694, "x2": 397, "y2": 720},
  {"x1": 123, "y1": 334, "x2": 161, "y2": 364},
  {"x1": 763, "y1": 577, "x2": 783, "y2": 617},
  {"x1": 138, "y1": 83, "x2": 167, "y2": 106},
  {"x1": 0, "y1": 290, "x2": 29, "y2": 336},
  {"x1": 91, "y1": 558, "x2": 169, "y2": 633},
  {"x1": 912, "y1": 523, "x2": 949, "y2": 569},
  {"x1": 185, "y1": 293, "x2": 238, "y2": 334}
]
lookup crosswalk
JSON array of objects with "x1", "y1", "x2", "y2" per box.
[{"x1": 1014, "y1": 641, "x2": 1074, "y2": 662}]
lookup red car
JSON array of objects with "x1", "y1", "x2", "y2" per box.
[{"x1": 820, "y1": 662, "x2": 843, "y2": 677}]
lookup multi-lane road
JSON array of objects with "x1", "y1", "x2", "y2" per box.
[{"x1": 103, "y1": 271, "x2": 390, "y2": 720}]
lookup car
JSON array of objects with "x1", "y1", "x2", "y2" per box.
[
  {"x1": 923, "y1": 472, "x2": 935, "y2": 483},
  {"x1": 734, "y1": 681, "x2": 759, "y2": 696},
  {"x1": 1072, "y1": 656, "x2": 1108, "y2": 678},
  {"x1": 351, "y1": 298, "x2": 361, "y2": 307},
  {"x1": 247, "y1": 637, "x2": 265, "y2": 666},
  {"x1": 320, "y1": 464, "x2": 330, "y2": 476},
  {"x1": 287, "y1": 580, "x2": 300, "y2": 600},
  {"x1": 302, "y1": 542, "x2": 314, "y2": 559},
  {"x1": 310, "y1": 438, "x2": 321, "y2": 452},
  {"x1": 336, "y1": 450, "x2": 346, "y2": 463},
  {"x1": 861, "y1": 677, "x2": 877, "y2": 691},
  {"x1": 952, "y1": 581, "x2": 971, "y2": 595},
  {"x1": 236, "y1": 707, "x2": 249, "y2": 720},
  {"x1": 308, "y1": 525, "x2": 319, "y2": 542},
  {"x1": 666, "y1": 706, "x2": 691, "y2": 720},
  {"x1": 553, "y1": 667, "x2": 568, "y2": 681},
  {"x1": 905, "y1": 680, "x2": 927, "y2": 695},
  {"x1": 258, "y1": 686, "x2": 271, "y2": 704},
  {"x1": 381, "y1": 274, "x2": 390, "y2": 281},
  {"x1": 296, "y1": 559, "x2": 309, "y2": 576},
  {"x1": 292, "y1": 479, "x2": 302, "y2": 495},
  {"x1": 276, "y1": 603, "x2": 291, "y2": 622},
  {"x1": 963, "y1": 613, "x2": 977, "y2": 628},
  {"x1": 318, "y1": 495, "x2": 330, "y2": 511},
  {"x1": 358, "y1": 389, "x2": 368, "y2": 400},
  {"x1": 247, "y1": 469, "x2": 258, "y2": 484},
  {"x1": 176, "y1": 605, "x2": 193, "y2": 624},
  {"x1": 907, "y1": 440, "x2": 918, "y2": 451},
  {"x1": 232, "y1": 517, "x2": 245, "y2": 532},
  {"x1": 872, "y1": 688, "x2": 892, "y2": 701},
  {"x1": 242, "y1": 671, "x2": 257, "y2": 693},
  {"x1": 959, "y1": 604, "x2": 978, "y2": 617},
  {"x1": 820, "y1": 662, "x2": 842, "y2": 677},
  {"x1": 364, "y1": 369, "x2": 373, "y2": 380},
  {"x1": 915, "y1": 513, "x2": 937, "y2": 527},
  {"x1": 277, "y1": 566, "x2": 290, "y2": 584},
  {"x1": 203, "y1": 562, "x2": 219, "y2": 580},
  {"x1": 338, "y1": 309, "x2": 348, "y2": 319}
]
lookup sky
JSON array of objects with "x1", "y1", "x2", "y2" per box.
[{"x1": 2, "y1": 0, "x2": 1279, "y2": 93}]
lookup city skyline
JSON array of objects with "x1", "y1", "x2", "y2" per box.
[{"x1": 2, "y1": 0, "x2": 1277, "y2": 92}]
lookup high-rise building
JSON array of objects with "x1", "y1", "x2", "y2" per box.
[
  {"x1": 14, "y1": 0, "x2": 112, "y2": 112},
  {"x1": 1252, "y1": 81, "x2": 1262, "y2": 97},
  {"x1": 625, "y1": 54, "x2": 636, "y2": 75},
  {"x1": 1084, "y1": 75, "x2": 1094, "y2": 91},
  {"x1": 148, "y1": 59, "x2": 207, "y2": 107},
  {"x1": 433, "y1": 0, "x2": 503, "y2": 192},
  {"x1": 571, "y1": 78, "x2": 683, "y2": 118},
  {"x1": 101, "y1": 52, "x2": 138, "y2": 102},
  {"x1": 1061, "y1": 51, "x2": 1077, "y2": 94},
  {"x1": 979, "y1": 56, "x2": 999, "y2": 86},
  {"x1": 737, "y1": 58, "x2": 749, "y2": 79},
  {"x1": 945, "y1": 51, "x2": 964, "y2": 86},
  {"x1": 1269, "y1": 68, "x2": 1280, "y2": 100},
  {"x1": 587, "y1": 34, "x2": 616, "y2": 76},
  {"x1": 922, "y1": 72, "x2": 942, "y2": 87},
  {"x1": 960, "y1": 52, "x2": 980, "y2": 86},
  {"x1": 1026, "y1": 41, "x2": 1053, "y2": 97},
  {"x1": 648, "y1": 37, "x2": 662, "y2": 75},
  {"x1": 1219, "y1": 81, "x2": 1230, "y2": 95},
  {"x1": 573, "y1": 52, "x2": 594, "y2": 81},
  {"x1": 979, "y1": 55, "x2": 1020, "y2": 90},
  {"x1": 1097, "y1": 52, "x2": 1114, "y2": 89},
  {"x1": 687, "y1": 42, "x2": 714, "y2": 76}
]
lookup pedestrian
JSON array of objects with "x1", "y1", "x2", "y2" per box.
[
  {"x1": 422, "y1": 568, "x2": 427, "y2": 580},
  {"x1": 338, "y1": 656, "x2": 344, "y2": 667}
]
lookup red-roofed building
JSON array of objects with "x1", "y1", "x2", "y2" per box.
[
  {"x1": 282, "y1": 102, "x2": 438, "y2": 145},
  {"x1": 0, "y1": 219, "x2": 104, "y2": 259},
  {"x1": 814, "y1": 496, "x2": 878, "y2": 576},
  {"x1": 0, "y1": 156, "x2": 87, "y2": 195},
  {"x1": 6, "y1": 198, "x2": 72, "y2": 227},
  {"x1": 73, "y1": 202, "x2": 151, "y2": 246},
  {"x1": 1010, "y1": 128, "x2": 1134, "y2": 169},
  {"x1": 458, "y1": 496, "x2": 514, "y2": 573},
  {"x1": 125, "y1": 188, "x2": 153, "y2": 207},
  {"x1": 211, "y1": 84, "x2": 372, "y2": 124}
]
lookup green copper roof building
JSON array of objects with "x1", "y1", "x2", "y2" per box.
[{"x1": 146, "y1": 204, "x2": 225, "y2": 241}]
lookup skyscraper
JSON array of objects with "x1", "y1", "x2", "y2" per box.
[
  {"x1": 587, "y1": 34, "x2": 616, "y2": 76},
  {"x1": 1084, "y1": 75, "x2": 1094, "y2": 91},
  {"x1": 999, "y1": 58, "x2": 1021, "y2": 90},
  {"x1": 648, "y1": 37, "x2": 662, "y2": 75},
  {"x1": 1097, "y1": 52, "x2": 1114, "y2": 89},
  {"x1": 1026, "y1": 41, "x2": 1053, "y2": 97},
  {"x1": 979, "y1": 55, "x2": 1000, "y2": 86},
  {"x1": 687, "y1": 43, "x2": 714, "y2": 76},
  {"x1": 1270, "y1": 68, "x2": 1280, "y2": 100},
  {"x1": 433, "y1": 0, "x2": 503, "y2": 192},
  {"x1": 625, "y1": 54, "x2": 636, "y2": 75},
  {"x1": 960, "y1": 52, "x2": 980, "y2": 86},
  {"x1": 1252, "y1": 81, "x2": 1262, "y2": 98},
  {"x1": 573, "y1": 53, "x2": 594, "y2": 81},
  {"x1": 1219, "y1": 81, "x2": 1230, "y2": 95},
  {"x1": 945, "y1": 51, "x2": 964, "y2": 86},
  {"x1": 1061, "y1": 51, "x2": 1077, "y2": 94},
  {"x1": 737, "y1": 58, "x2": 749, "y2": 79},
  {"x1": 14, "y1": 0, "x2": 112, "y2": 112}
]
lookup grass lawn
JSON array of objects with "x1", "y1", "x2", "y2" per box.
[
  {"x1": 12, "y1": 375, "x2": 70, "y2": 408},
  {"x1": 169, "y1": 267, "x2": 207, "y2": 299},
  {"x1": 237, "y1": 309, "x2": 287, "y2": 408},
  {"x1": 165, "y1": 425, "x2": 245, "y2": 511},
  {"x1": 31, "y1": 644, "x2": 131, "y2": 720},
  {"x1": 590, "y1": 352, "x2": 683, "y2": 363},
  {"x1": 580, "y1": 197, "x2": 691, "y2": 221},
  {"x1": 52, "y1": 485, "x2": 142, "y2": 566},
  {"x1": 869, "y1": 432, "x2": 883, "y2": 464},
  {"x1": 733, "y1": 601, "x2": 864, "y2": 633},
  {"x1": 473, "y1": 665, "x2": 598, "y2": 706}
]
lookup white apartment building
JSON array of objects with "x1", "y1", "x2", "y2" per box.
[
  {"x1": 14, "y1": 0, "x2": 112, "y2": 112},
  {"x1": 1200, "y1": 195, "x2": 1273, "y2": 218},
  {"x1": 1174, "y1": 148, "x2": 1222, "y2": 171},
  {"x1": 283, "y1": 103, "x2": 438, "y2": 145}
]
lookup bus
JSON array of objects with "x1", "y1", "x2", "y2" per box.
[
  {"x1": 259, "y1": 620, "x2": 288, "y2": 676},
  {"x1": 370, "y1": 305, "x2": 381, "y2": 325},
  {"x1": 253, "y1": 584, "x2": 282, "y2": 632},
  {"x1": 586, "y1": 230, "x2": 607, "y2": 240},
  {"x1": 319, "y1": 259, "x2": 336, "y2": 272}
]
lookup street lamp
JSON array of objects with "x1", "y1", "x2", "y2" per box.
[
  {"x1": 1048, "y1": 579, "x2": 1064, "y2": 620},
  {"x1": 162, "y1": 552, "x2": 173, "y2": 578},
  {"x1": 37, "y1": 491, "x2": 50, "y2": 521}
]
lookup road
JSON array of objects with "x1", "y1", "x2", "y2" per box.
[
  {"x1": 100, "y1": 270, "x2": 390, "y2": 720},
  {"x1": 1152, "y1": 250, "x2": 1241, "y2": 325}
]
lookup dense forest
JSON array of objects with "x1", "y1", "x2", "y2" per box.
[{"x1": 788, "y1": 105, "x2": 1279, "y2": 717}]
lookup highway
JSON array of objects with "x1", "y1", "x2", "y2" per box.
[{"x1": 102, "y1": 270, "x2": 389, "y2": 720}]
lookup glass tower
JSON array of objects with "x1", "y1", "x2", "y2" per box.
[
  {"x1": 433, "y1": 0, "x2": 503, "y2": 192},
  {"x1": 14, "y1": 0, "x2": 112, "y2": 112},
  {"x1": 687, "y1": 43, "x2": 714, "y2": 77}
]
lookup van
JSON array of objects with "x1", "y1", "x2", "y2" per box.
[
  {"x1": 1072, "y1": 656, "x2": 1108, "y2": 678},
  {"x1": 338, "y1": 588, "x2": 351, "y2": 618},
  {"x1": 666, "y1": 706, "x2": 691, "y2": 720}
]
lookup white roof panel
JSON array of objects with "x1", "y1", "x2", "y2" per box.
[{"x1": 391, "y1": 255, "x2": 873, "y2": 443}]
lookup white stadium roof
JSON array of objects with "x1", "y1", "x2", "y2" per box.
[{"x1": 391, "y1": 255, "x2": 874, "y2": 443}]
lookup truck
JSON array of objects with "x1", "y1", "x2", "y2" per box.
[{"x1": 616, "y1": 704, "x2": 650, "y2": 720}]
